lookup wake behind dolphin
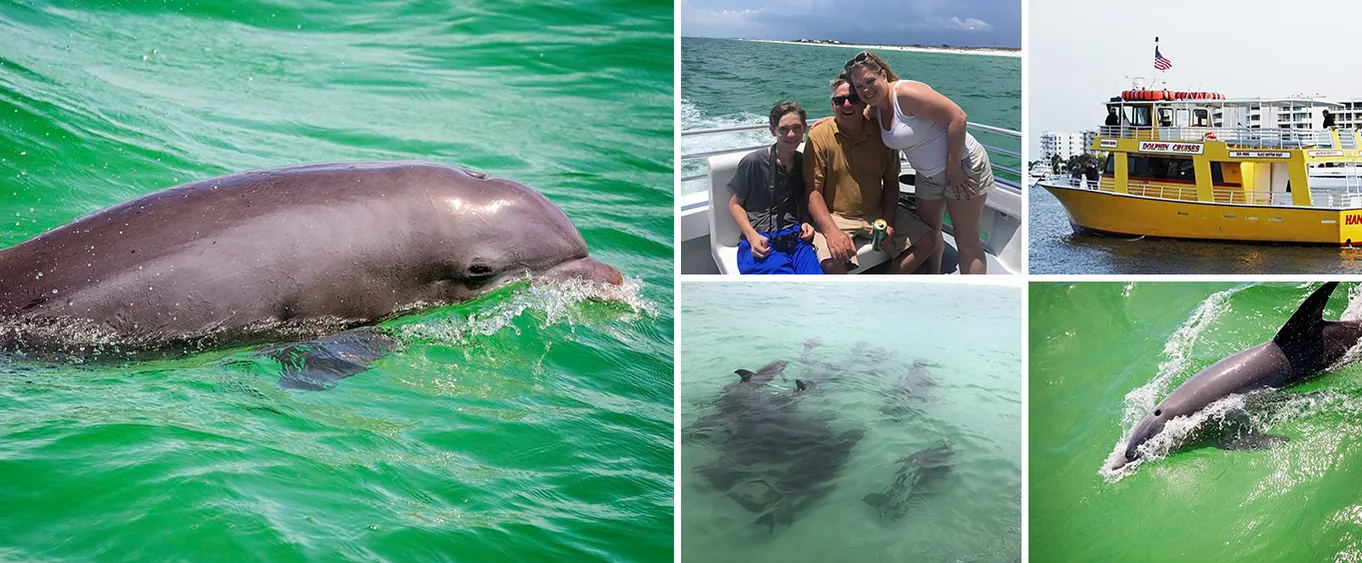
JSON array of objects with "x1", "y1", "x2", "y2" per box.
[{"x1": 1110, "y1": 282, "x2": 1362, "y2": 472}]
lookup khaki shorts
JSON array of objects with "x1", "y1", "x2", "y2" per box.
[
  {"x1": 915, "y1": 145, "x2": 996, "y2": 201},
  {"x1": 811, "y1": 212, "x2": 933, "y2": 267}
]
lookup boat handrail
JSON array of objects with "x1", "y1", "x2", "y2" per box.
[
  {"x1": 1097, "y1": 125, "x2": 1338, "y2": 149},
  {"x1": 681, "y1": 119, "x2": 1022, "y2": 190},
  {"x1": 1040, "y1": 174, "x2": 1362, "y2": 208}
]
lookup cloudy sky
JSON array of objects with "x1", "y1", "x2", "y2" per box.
[
  {"x1": 1029, "y1": 0, "x2": 1362, "y2": 157},
  {"x1": 682, "y1": 0, "x2": 1021, "y2": 48}
]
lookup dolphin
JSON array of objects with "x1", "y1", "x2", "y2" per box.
[
  {"x1": 725, "y1": 428, "x2": 865, "y2": 533},
  {"x1": 735, "y1": 360, "x2": 787, "y2": 384},
  {"x1": 863, "y1": 439, "x2": 955, "y2": 520},
  {"x1": 0, "y1": 161, "x2": 622, "y2": 359},
  {"x1": 1112, "y1": 282, "x2": 1361, "y2": 470}
]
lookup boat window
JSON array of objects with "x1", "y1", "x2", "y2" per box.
[
  {"x1": 1124, "y1": 105, "x2": 1151, "y2": 127},
  {"x1": 1210, "y1": 162, "x2": 1224, "y2": 184},
  {"x1": 1158, "y1": 108, "x2": 1173, "y2": 127},
  {"x1": 1175, "y1": 109, "x2": 1190, "y2": 127},
  {"x1": 1104, "y1": 153, "x2": 1115, "y2": 175},
  {"x1": 1129, "y1": 156, "x2": 1195, "y2": 181},
  {"x1": 1194, "y1": 109, "x2": 1210, "y2": 127}
]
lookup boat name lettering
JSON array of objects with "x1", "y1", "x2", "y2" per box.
[
  {"x1": 1229, "y1": 151, "x2": 1290, "y2": 159},
  {"x1": 1348, "y1": 214, "x2": 1362, "y2": 226},
  {"x1": 1309, "y1": 150, "x2": 1345, "y2": 157},
  {"x1": 1099, "y1": 139, "x2": 1119, "y2": 149},
  {"x1": 1138, "y1": 141, "x2": 1204, "y2": 154}
]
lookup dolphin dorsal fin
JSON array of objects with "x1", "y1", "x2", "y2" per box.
[
  {"x1": 795, "y1": 379, "x2": 808, "y2": 391},
  {"x1": 1274, "y1": 282, "x2": 1339, "y2": 346},
  {"x1": 735, "y1": 369, "x2": 755, "y2": 382}
]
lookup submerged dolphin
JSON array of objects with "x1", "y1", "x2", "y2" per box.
[
  {"x1": 863, "y1": 439, "x2": 954, "y2": 520},
  {"x1": 1112, "y1": 282, "x2": 1361, "y2": 470},
  {"x1": 727, "y1": 428, "x2": 865, "y2": 533}
]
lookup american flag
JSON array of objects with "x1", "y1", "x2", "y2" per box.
[{"x1": 1154, "y1": 46, "x2": 1173, "y2": 71}]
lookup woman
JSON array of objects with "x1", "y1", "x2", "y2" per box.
[
  {"x1": 843, "y1": 51, "x2": 995, "y2": 274},
  {"x1": 726, "y1": 101, "x2": 820, "y2": 275}
]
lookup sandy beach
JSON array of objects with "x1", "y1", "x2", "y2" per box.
[{"x1": 747, "y1": 39, "x2": 1020, "y2": 58}]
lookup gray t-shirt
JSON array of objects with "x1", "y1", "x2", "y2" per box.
[{"x1": 728, "y1": 146, "x2": 803, "y2": 236}]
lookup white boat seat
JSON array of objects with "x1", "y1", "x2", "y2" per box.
[{"x1": 706, "y1": 151, "x2": 887, "y2": 274}]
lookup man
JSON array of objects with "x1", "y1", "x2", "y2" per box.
[
  {"x1": 803, "y1": 74, "x2": 939, "y2": 274},
  {"x1": 1105, "y1": 106, "x2": 1120, "y2": 132},
  {"x1": 726, "y1": 101, "x2": 820, "y2": 274}
]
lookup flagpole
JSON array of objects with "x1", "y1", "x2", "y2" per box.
[{"x1": 1155, "y1": 36, "x2": 1163, "y2": 88}]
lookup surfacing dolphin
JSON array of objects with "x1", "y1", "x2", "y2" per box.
[
  {"x1": 0, "y1": 161, "x2": 621, "y2": 374},
  {"x1": 1112, "y1": 282, "x2": 1361, "y2": 470}
]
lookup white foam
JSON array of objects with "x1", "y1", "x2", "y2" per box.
[
  {"x1": 1100, "y1": 394, "x2": 1250, "y2": 481},
  {"x1": 1102, "y1": 286, "x2": 1249, "y2": 480},
  {"x1": 395, "y1": 276, "x2": 655, "y2": 345}
]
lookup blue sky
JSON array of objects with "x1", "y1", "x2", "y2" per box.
[{"x1": 681, "y1": 0, "x2": 1020, "y2": 48}]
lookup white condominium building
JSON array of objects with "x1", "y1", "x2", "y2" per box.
[{"x1": 1039, "y1": 131, "x2": 1092, "y2": 162}]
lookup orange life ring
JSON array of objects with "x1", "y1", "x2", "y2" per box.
[{"x1": 1203, "y1": 132, "x2": 1218, "y2": 141}]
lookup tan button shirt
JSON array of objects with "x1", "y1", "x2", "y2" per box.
[{"x1": 803, "y1": 116, "x2": 899, "y2": 219}]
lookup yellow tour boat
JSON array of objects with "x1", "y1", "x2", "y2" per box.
[{"x1": 1037, "y1": 94, "x2": 1362, "y2": 245}]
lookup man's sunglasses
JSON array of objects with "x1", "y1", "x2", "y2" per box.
[{"x1": 831, "y1": 94, "x2": 861, "y2": 106}]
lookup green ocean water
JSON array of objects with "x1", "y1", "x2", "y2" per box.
[
  {"x1": 1031, "y1": 282, "x2": 1362, "y2": 562},
  {"x1": 681, "y1": 282, "x2": 1022, "y2": 562},
  {"x1": 680, "y1": 36, "x2": 1021, "y2": 195},
  {"x1": 0, "y1": 1, "x2": 673, "y2": 561}
]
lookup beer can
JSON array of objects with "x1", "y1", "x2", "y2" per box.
[{"x1": 871, "y1": 219, "x2": 888, "y2": 251}]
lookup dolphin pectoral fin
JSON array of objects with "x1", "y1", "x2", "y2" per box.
[
  {"x1": 735, "y1": 369, "x2": 755, "y2": 382},
  {"x1": 1217, "y1": 431, "x2": 1288, "y2": 451},
  {"x1": 863, "y1": 493, "x2": 889, "y2": 507},
  {"x1": 755, "y1": 512, "x2": 776, "y2": 534},
  {"x1": 267, "y1": 328, "x2": 398, "y2": 391},
  {"x1": 1275, "y1": 282, "x2": 1338, "y2": 348}
]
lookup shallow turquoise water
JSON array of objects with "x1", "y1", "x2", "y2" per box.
[
  {"x1": 681, "y1": 282, "x2": 1022, "y2": 562},
  {"x1": 0, "y1": 0, "x2": 674, "y2": 560}
]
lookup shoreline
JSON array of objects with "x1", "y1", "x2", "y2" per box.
[{"x1": 744, "y1": 39, "x2": 1021, "y2": 58}]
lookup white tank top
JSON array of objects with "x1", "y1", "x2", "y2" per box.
[{"x1": 879, "y1": 80, "x2": 981, "y2": 177}]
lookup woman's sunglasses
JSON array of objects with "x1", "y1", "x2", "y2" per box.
[{"x1": 844, "y1": 51, "x2": 871, "y2": 68}]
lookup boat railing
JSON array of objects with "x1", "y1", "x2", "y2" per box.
[
  {"x1": 681, "y1": 120, "x2": 1022, "y2": 190},
  {"x1": 1097, "y1": 125, "x2": 1333, "y2": 149},
  {"x1": 1043, "y1": 173, "x2": 1362, "y2": 208}
]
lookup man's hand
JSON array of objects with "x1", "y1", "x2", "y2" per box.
[
  {"x1": 884, "y1": 224, "x2": 895, "y2": 245},
  {"x1": 826, "y1": 229, "x2": 856, "y2": 263},
  {"x1": 800, "y1": 222, "x2": 815, "y2": 241},
  {"x1": 747, "y1": 232, "x2": 771, "y2": 259}
]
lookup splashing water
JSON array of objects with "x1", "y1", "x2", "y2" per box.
[
  {"x1": 1102, "y1": 286, "x2": 1248, "y2": 480},
  {"x1": 394, "y1": 276, "x2": 654, "y2": 345}
]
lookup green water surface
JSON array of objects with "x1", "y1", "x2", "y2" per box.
[
  {"x1": 1031, "y1": 282, "x2": 1362, "y2": 562},
  {"x1": 0, "y1": 0, "x2": 674, "y2": 560}
]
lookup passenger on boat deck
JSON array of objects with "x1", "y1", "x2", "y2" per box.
[
  {"x1": 1324, "y1": 110, "x2": 1336, "y2": 129},
  {"x1": 844, "y1": 50, "x2": 994, "y2": 274},
  {"x1": 725, "y1": 101, "x2": 822, "y2": 275},
  {"x1": 1105, "y1": 106, "x2": 1120, "y2": 127},
  {"x1": 804, "y1": 72, "x2": 937, "y2": 274}
]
